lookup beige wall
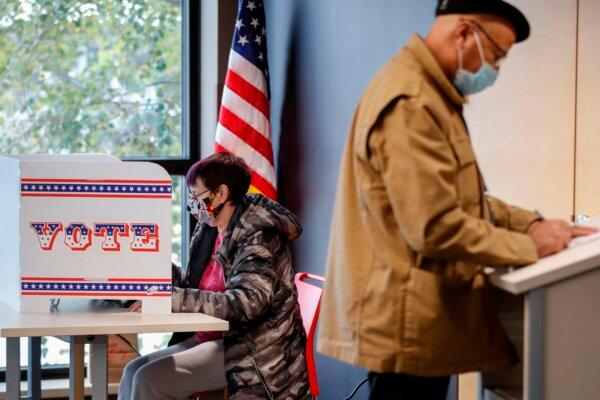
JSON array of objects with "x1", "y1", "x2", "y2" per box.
[
  {"x1": 464, "y1": 0, "x2": 578, "y2": 221},
  {"x1": 575, "y1": 0, "x2": 600, "y2": 218}
]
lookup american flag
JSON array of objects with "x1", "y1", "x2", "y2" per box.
[{"x1": 214, "y1": 0, "x2": 277, "y2": 200}]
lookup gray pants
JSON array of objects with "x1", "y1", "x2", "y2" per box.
[{"x1": 117, "y1": 337, "x2": 227, "y2": 400}]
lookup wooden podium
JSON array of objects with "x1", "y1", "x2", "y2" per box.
[{"x1": 481, "y1": 220, "x2": 600, "y2": 400}]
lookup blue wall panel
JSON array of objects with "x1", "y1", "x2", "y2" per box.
[{"x1": 264, "y1": 1, "x2": 458, "y2": 398}]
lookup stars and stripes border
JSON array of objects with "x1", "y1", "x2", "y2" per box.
[
  {"x1": 20, "y1": 277, "x2": 172, "y2": 297},
  {"x1": 20, "y1": 178, "x2": 172, "y2": 199}
]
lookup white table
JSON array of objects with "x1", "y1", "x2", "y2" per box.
[{"x1": 0, "y1": 300, "x2": 228, "y2": 400}]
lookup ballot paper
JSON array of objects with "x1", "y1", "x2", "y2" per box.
[{"x1": 569, "y1": 230, "x2": 600, "y2": 249}]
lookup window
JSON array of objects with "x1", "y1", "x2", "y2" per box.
[{"x1": 0, "y1": 0, "x2": 200, "y2": 374}]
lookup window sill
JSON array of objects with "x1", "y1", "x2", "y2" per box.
[{"x1": 0, "y1": 379, "x2": 119, "y2": 399}]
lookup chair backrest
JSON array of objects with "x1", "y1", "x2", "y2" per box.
[{"x1": 294, "y1": 272, "x2": 325, "y2": 398}]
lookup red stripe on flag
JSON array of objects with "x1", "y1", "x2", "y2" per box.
[
  {"x1": 225, "y1": 70, "x2": 270, "y2": 119},
  {"x1": 215, "y1": 144, "x2": 277, "y2": 200},
  {"x1": 219, "y1": 107, "x2": 275, "y2": 165},
  {"x1": 250, "y1": 170, "x2": 278, "y2": 200}
]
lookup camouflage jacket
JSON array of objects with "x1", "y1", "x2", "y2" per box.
[{"x1": 172, "y1": 194, "x2": 310, "y2": 400}]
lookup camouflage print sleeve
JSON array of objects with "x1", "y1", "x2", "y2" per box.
[{"x1": 172, "y1": 243, "x2": 276, "y2": 322}]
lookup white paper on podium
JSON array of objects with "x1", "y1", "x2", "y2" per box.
[{"x1": 489, "y1": 219, "x2": 600, "y2": 294}]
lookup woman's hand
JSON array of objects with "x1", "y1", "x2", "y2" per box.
[{"x1": 128, "y1": 300, "x2": 142, "y2": 312}]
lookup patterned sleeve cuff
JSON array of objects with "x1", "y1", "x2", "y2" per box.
[{"x1": 172, "y1": 287, "x2": 184, "y2": 312}]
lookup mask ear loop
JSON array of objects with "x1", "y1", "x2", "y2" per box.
[
  {"x1": 472, "y1": 30, "x2": 487, "y2": 66},
  {"x1": 457, "y1": 46, "x2": 464, "y2": 70}
]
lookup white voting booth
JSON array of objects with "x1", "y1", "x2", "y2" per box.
[
  {"x1": 0, "y1": 154, "x2": 172, "y2": 314},
  {"x1": 481, "y1": 219, "x2": 600, "y2": 400}
]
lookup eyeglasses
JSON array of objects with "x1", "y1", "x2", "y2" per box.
[
  {"x1": 471, "y1": 20, "x2": 508, "y2": 68},
  {"x1": 189, "y1": 188, "x2": 210, "y2": 202}
]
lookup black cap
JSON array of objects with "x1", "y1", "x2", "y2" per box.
[{"x1": 436, "y1": 0, "x2": 530, "y2": 43}]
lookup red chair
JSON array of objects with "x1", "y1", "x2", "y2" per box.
[{"x1": 294, "y1": 272, "x2": 325, "y2": 400}]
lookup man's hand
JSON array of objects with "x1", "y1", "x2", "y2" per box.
[{"x1": 527, "y1": 220, "x2": 598, "y2": 258}]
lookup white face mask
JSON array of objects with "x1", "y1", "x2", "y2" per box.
[{"x1": 454, "y1": 31, "x2": 499, "y2": 96}]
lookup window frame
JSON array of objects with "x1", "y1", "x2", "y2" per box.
[{"x1": 0, "y1": 0, "x2": 199, "y2": 383}]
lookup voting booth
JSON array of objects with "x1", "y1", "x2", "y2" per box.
[
  {"x1": 0, "y1": 154, "x2": 172, "y2": 314},
  {"x1": 481, "y1": 219, "x2": 600, "y2": 400}
]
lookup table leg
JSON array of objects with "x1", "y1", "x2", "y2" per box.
[
  {"x1": 69, "y1": 336, "x2": 85, "y2": 400},
  {"x1": 6, "y1": 337, "x2": 21, "y2": 400},
  {"x1": 91, "y1": 335, "x2": 108, "y2": 400},
  {"x1": 27, "y1": 337, "x2": 42, "y2": 400}
]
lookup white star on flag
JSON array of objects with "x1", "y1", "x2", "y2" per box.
[{"x1": 238, "y1": 35, "x2": 249, "y2": 46}]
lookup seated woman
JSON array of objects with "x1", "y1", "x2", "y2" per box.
[{"x1": 118, "y1": 152, "x2": 309, "y2": 400}]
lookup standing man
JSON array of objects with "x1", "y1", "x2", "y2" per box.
[{"x1": 317, "y1": 1, "x2": 596, "y2": 399}]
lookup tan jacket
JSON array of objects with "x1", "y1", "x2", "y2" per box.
[{"x1": 317, "y1": 35, "x2": 539, "y2": 376}]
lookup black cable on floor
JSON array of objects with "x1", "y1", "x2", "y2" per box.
[
  {"x1": 342, "y1": 376, "x2": 369, "y2": 400},
  {"x1": 116, "y1": 334, "x2": 141, "y2": 357}
]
